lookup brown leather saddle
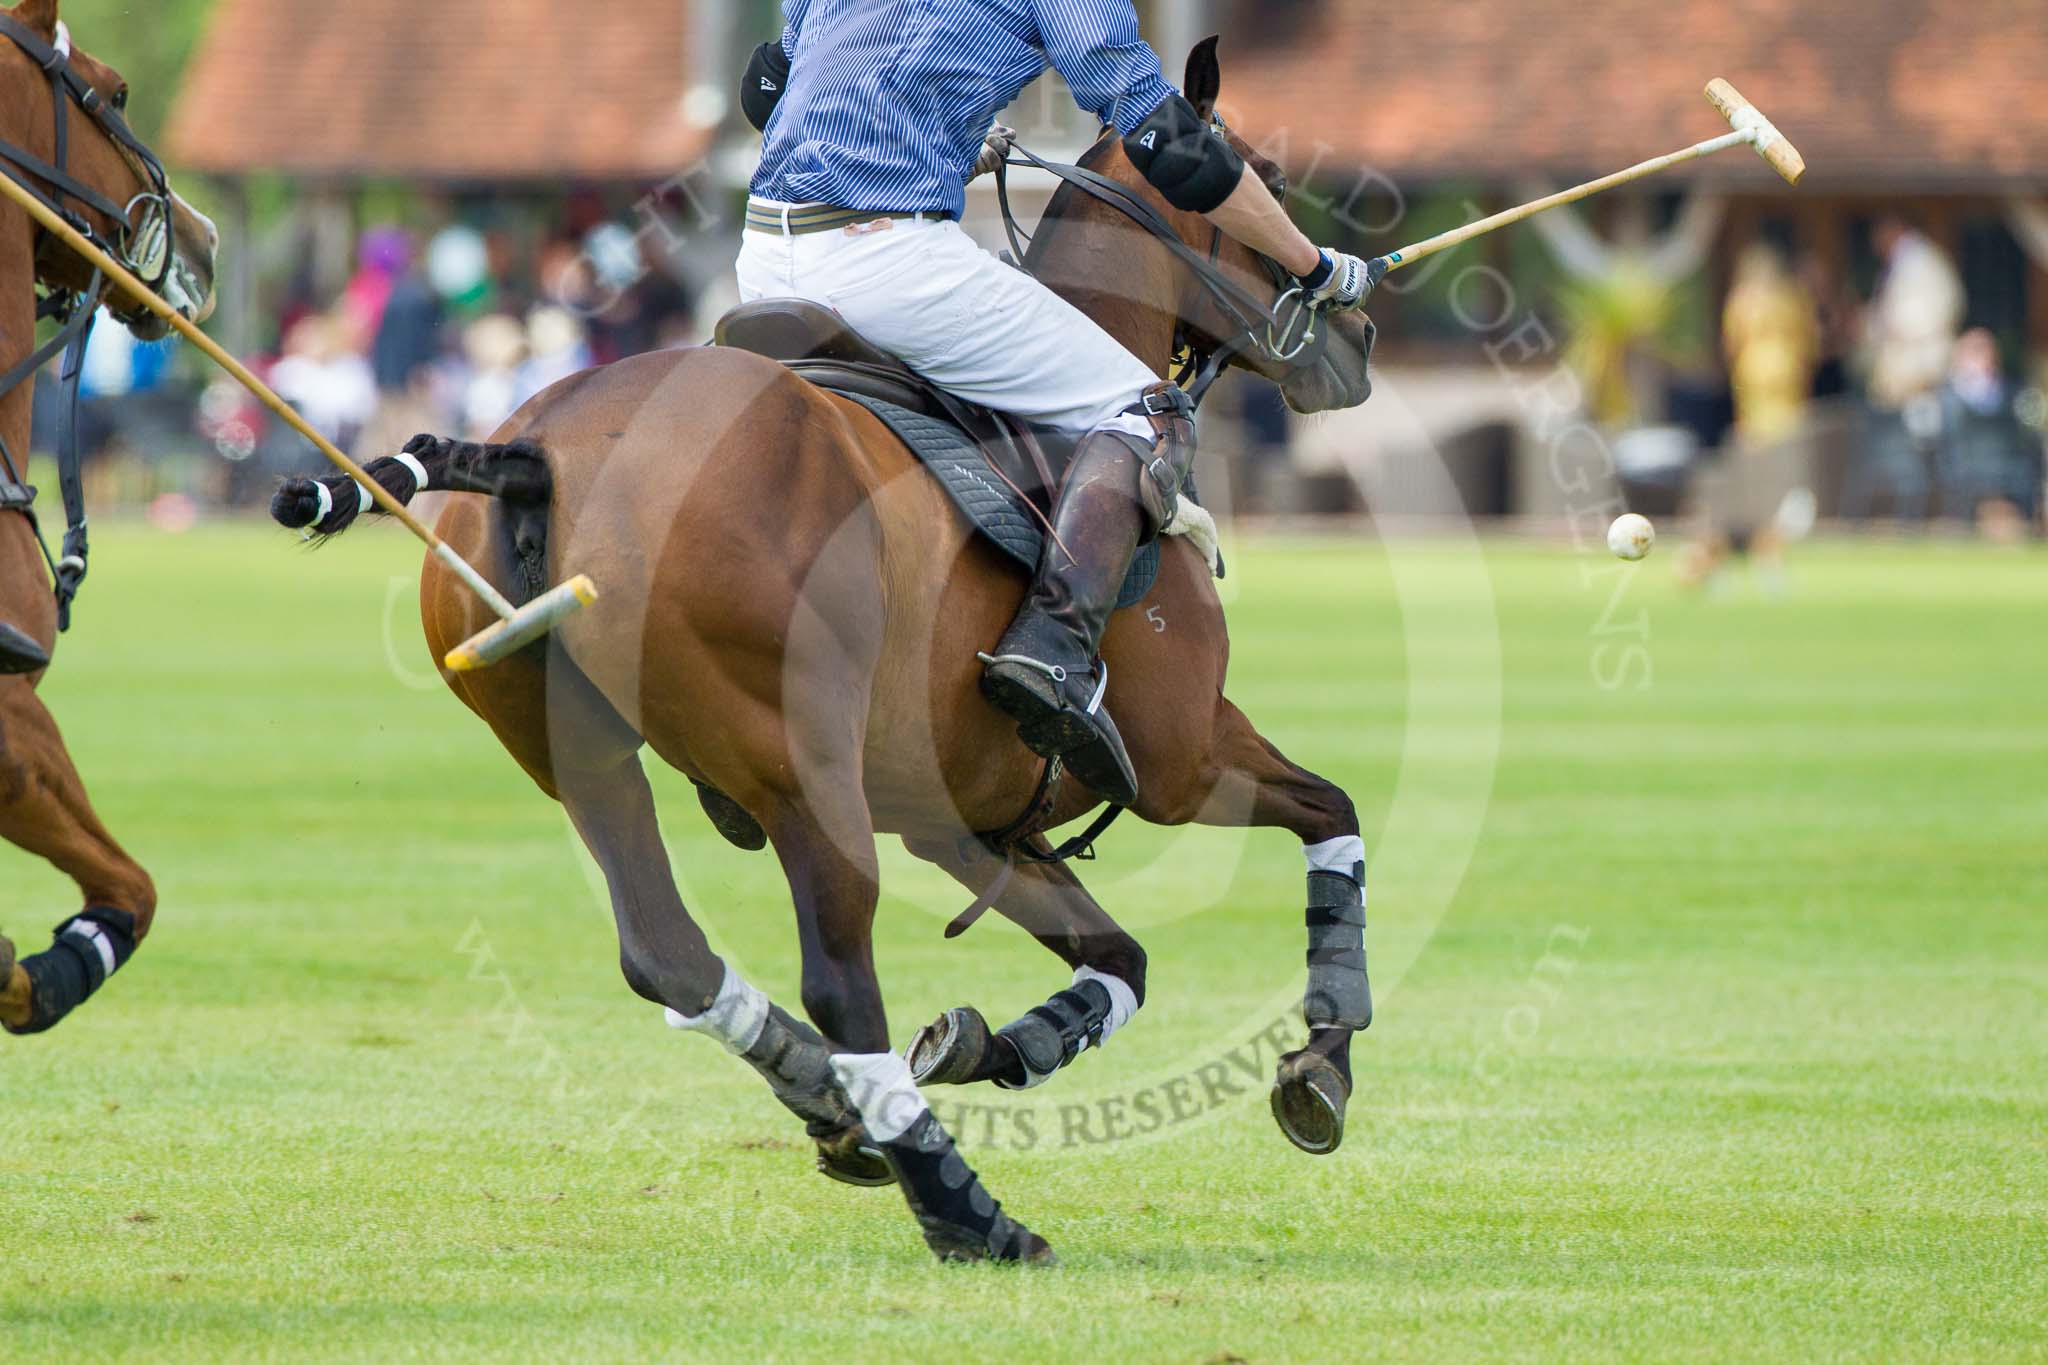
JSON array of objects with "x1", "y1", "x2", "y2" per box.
[{"x1": 716, "y1": 298, "x2": 1073, "y2": 511}]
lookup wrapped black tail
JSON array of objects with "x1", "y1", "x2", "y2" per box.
[{"x1": 269, "y1": 434, "x2": 552, "y2": 540}]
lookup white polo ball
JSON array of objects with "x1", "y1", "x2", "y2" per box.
[{"x1": 1608, "y1": 513, "x2": 1656, "y2": 561}]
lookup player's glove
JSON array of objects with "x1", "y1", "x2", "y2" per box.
[
  {"x1": 1297, "y1": 249, "x2": 1384, "y2": 311},
  {"x1": 971, "y1": 123, "x2": 1016, "y2": 181}
]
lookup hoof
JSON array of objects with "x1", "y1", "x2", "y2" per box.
[
  {"x1": 907, "y1": 1006, "x2": 995, "y2": 1086},
  {"x1": 0, "y1": 935, "x2": 29, "y2": 1035},
  {"x1": 694, "y1": 783, "x2": 766, "y2": 852},
  {"x1": 813, "y1": 1125, "x2": 892, "y2": 1187},
  {"x1": 927, "y1": 1221, "x2": 1058, "y2": 1266},
  {"x1": 1271, "y1": 1050, "x2": 1350, "y2": 1155}
]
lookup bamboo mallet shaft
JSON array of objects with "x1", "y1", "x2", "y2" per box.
[{"x1": 1373, "y1": 78, "x2": 1806, "y2": 275}]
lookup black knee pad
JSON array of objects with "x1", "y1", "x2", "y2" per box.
[
  {"x1": 6, "y1": 907, "x2": 138, "y2": 1036},
  {"x1": 1124, "y1": 94, "x2": 1245, "y2": 214},
  {"x1": 741, "y1": 41, "x2": 792, "y2": 132}
]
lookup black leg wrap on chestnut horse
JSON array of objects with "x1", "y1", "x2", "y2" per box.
[
  {"x1": 884, "y1": 1110, "x2": 1054, "y2": 1264},
  {"x1": 993, "y1": 979, "x2": 1113, "y2": 1090},
  {"x1": 738, "y1": 1005, "x2": 891, "y2": 1186},
  {"x1": 1304, "y1": 864, "x2": 1372, "y2": 1030},
  {"x1": 4, "y1": 907, "x2": 137, "y2": 1035}
]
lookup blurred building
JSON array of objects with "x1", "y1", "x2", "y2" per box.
[{"x1": 1214, "y1": 0, "x2": 2048, "y2": 519}]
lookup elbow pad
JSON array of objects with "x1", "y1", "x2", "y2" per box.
[
  {"x1": 1123, "y1": 94, "x2": 1245, "y2": 214},
  {"x1": 741, "y1": 41, "x2": 792, "y2": 132}
]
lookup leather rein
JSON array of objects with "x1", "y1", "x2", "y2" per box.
[
  {"x1": 0, "y1": 14, "x2": 178, "y2": 628},
  {"x1": 992, "y1": 135, "x2": 1329, "y2": 409}
]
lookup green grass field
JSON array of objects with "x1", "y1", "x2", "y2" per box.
[{"x1": 3, "y1": 521, "x2": 2043, "y2": 1362}]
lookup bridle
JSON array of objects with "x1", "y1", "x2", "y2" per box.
[
  {"x1": 0, "y1": 13, "x2": 178, "y2": 627},
  {"x1": 993, "y1": 129, "x2": 1330, "y2": 409}
]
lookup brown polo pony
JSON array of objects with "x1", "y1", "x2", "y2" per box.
[
  {"x1": 0, "y1": 0, "x2": 217, "y2": 1034},
  {"x1": 280, "y1": 43, "x2": 1372, "y2": 1262}
]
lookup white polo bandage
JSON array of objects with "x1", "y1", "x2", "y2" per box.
[
  {"x1": 1073, "y1": 966, "x2": 1138, "y2": 1046},
  {"x1": 663, "y1": 962, "x2": 770, "y2": 1055},
  {"x1": 1305, "y1": 835, "x2": 1367, "y2": 877},
  {"x1": 829, "y1": 1051, "x2": 927, "y2": 1143}
]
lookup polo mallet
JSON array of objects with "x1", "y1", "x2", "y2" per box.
[
  {"x1": 0, "y1": 172, "x2": 596, "y2": 673},
  {"x1": 1366, "y1": 78, "x2": 1805, "y2": 281}
]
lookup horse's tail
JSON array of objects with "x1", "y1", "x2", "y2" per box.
[{"x1": 268, "y1": 433, "x2": 551, "y2": 540}]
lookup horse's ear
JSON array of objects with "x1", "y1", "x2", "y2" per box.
[
  {"x1": 10, "y1": 0, "x2": 60, "y2": 37},
  {"x1": 1184, "y1": 35, "x2": 1222, "y2": 121}
]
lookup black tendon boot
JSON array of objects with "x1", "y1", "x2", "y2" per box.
[
  {"x1": 884, "y1": 1109, "x2": 1057, "y2": 1264},
  {"x1": 980, "y1": 386, "x2": 1194, "y2": 806},
  {"x1": 0, "y1": 621, "x2": 49, "y2": 675},
  {"x1": 738, "y1": 1005, "x2": 891, "y2": 1186}
]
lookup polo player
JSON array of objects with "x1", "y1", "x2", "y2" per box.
[{"x1": 737, "y1": 0, "x2": 1373, "y2": 806}]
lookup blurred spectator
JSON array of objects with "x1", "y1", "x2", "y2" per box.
[
  {"x1": 1678, "y1": 244, "x2": 1820, "y2": 589},
  {"x1": 1846, "y1": 217, "x2": 1964, "y2": 520},
  {"x1": 342, "y1": 227, "x2": 411, "y2": 347},
  {"x1": 1941, "y1": 329, "x2": 2037, "y2": 540},
  {"x1": 269, "y1": 314, "x2": 377, "y2": 456},
  {"x1": 515, "y1": 307, "x2": 593, "y2": 408},
  {"x1": 363, "y1": 229, "x2": 446, "y2": 458},
  {"x1": 1724, "y1": 244, "x2": 1818, "y2": 445},
  {"x1": 459, "y1": 314, "x2": 527, "y2": 439},
  {"x1": 427, "y1": 226, "x2": 494, "y2": 319}
]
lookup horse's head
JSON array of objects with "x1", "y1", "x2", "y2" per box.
[
  {"x1": 2, "y1": 0, "x2": 217, "y2": 338},
  {"x1": 1182, "y1": 41, "x2": 1373, "y2": 414},
  {"x1": 1037, "y1": 38, "x2": 1372, "y2": 416}
]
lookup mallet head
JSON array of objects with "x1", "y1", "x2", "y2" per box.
[{"x1": 1705, "y1": 78, "x2": 1806, "y2": 185}]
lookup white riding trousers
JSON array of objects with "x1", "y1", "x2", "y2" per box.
[{"x1": 736, "y1": 211, "x2": 1158, "y2": 443}]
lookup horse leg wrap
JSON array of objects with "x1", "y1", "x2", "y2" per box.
[
  {"x1": 992, "y1": 973, "x2": 1129, "y2": 1090},
  {"x1": 4, "y1": 907, "x2": 137, "y2": 1036},
  {"x1": 1304, "y1": 850, "x2": 1372, "y2": 1031},
  {"x1": 668, "y1": 968, "x2": 886, "y2": 1185},
  {"x1": 871, "y1": 1103, "x2": 1055, "y2": 1264},
  {"x1": 744, "y1": 1007, "x2": 891, "y2": 1186}
]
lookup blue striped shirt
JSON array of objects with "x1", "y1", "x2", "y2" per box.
[{"x1": 752, "y1": 0, "x2": 1177, "y2": 218}]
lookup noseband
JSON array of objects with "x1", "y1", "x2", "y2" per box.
[
  {"x1": 0, "y1": 14, "x2": 177, "y2": 627},
  {"x1": 994, "y1": 137, "x2": 1330, "y2": 407}
]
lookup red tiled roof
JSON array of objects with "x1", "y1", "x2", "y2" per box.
[
  {"x1": 167, "y1": 0, "x2": 709, "y2": 181},
  {"x1": 1217, "y1": 0, "x2": 2048, "y2": 190}
]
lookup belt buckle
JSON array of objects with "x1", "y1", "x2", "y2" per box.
[{"x1": 1140, "y1": 387, "x2": 1190, "y2": 418}]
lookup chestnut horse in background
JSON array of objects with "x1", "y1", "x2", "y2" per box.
[
  {"x1": 0, "y1": 0, "x2": 218, "y2": 1034},
  {"x1": 279, "y1": 42, "x2": 1373, "y2": 1263}
]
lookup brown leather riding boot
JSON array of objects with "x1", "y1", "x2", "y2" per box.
[
  {"x1": 980, "y1": 431, "x2": 1148, "y2": 806},
  {"x1": 0, "y1": 620, "x2": 49, "y2": 676}
]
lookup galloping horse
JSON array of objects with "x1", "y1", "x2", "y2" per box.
[
  {"x1": 0, "y1": 0, "x2": 218, "y2": 1033},
  {"x1": 279, "y1": 43, "x2": 1373, "y2": 1262}
]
